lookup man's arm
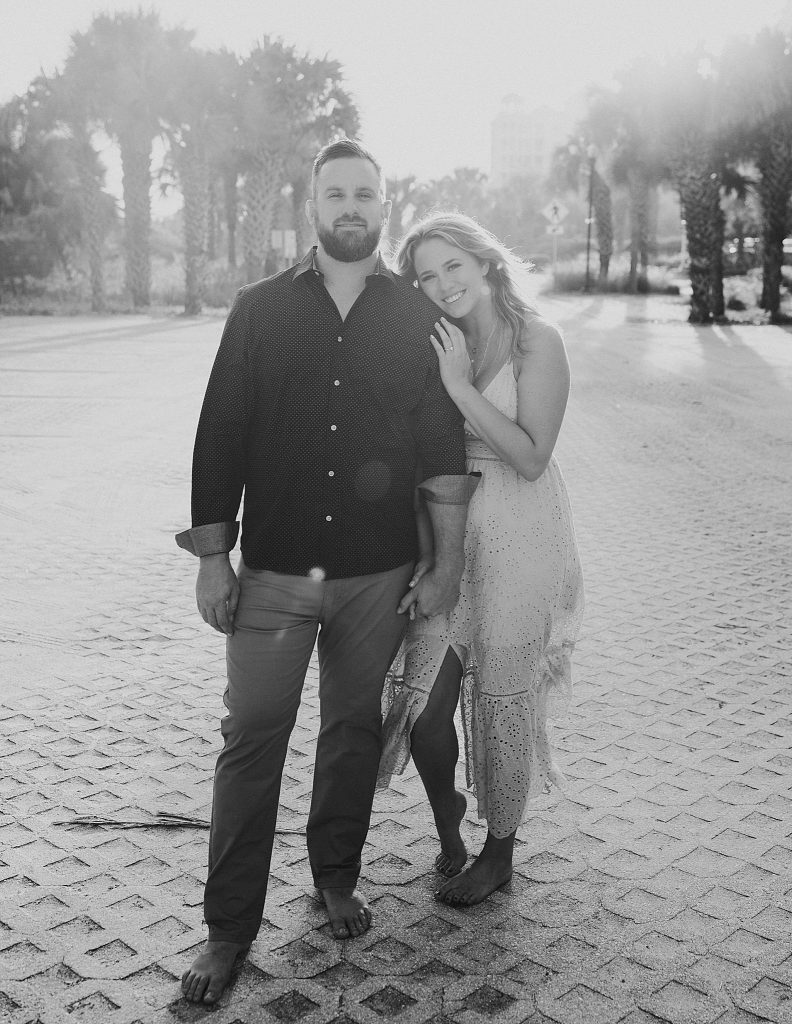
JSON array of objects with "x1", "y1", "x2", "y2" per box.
[
  {"x1": 398, "y1": 475, "x2": 479, "y2": 618},
  {"x1": 400, "y1": 338, "x2": 479, "y2": 618},
  {"x1": 175, "y1": 289, "x2": 252, "y2": 634}
]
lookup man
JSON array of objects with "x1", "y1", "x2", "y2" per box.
[{"x1": 177, "y1": 138, "x2": 475, "y2": 1005}]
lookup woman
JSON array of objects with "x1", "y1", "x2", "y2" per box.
[{"x1": 379, "y1": 213, "x2": 584, "y2": 906}]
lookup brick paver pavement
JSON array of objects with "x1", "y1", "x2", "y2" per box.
[{"x1": 0, "y1": 293, "x2": 790, "y2": 1024}]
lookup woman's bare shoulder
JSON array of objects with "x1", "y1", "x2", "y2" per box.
[
  {"x1": 515, "y1": 317, "x2": 567, "y2": 372},
  {"x1": 519, "y1": 316, "x2": 564, "y2": 349}
]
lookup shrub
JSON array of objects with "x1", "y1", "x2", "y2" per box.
[
  {"x1": 0, "y1": 221, "x2": 57, "y2": 294},
  {"x1": 542, "y1": 254, "x2": 680, "y2": 294}
]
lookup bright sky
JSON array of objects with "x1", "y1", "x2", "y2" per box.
[{"x1": 3, "y1": 0, "x2": 792, "y2": 182}]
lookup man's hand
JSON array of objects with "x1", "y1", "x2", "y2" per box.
[
  {"x1": 397, "y1": 556, "x2": 432, "y2": 621},
  {"x1": 398, "y1": 564, "x2": 461, "y2": 620},
  {"x1": 196, "y1": 553, "x2": 240, "y2": 635}
]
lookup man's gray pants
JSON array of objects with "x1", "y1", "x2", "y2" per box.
[{"x1": 204, "y1": 560, "x2": 413, "y2": 943}]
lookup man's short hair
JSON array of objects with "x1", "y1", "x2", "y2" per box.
[{"x1": 311, "y1": 138, "x2": 385, "y2": 198}]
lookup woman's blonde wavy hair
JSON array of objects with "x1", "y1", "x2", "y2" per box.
[{"x1": 395, "y1": 211, "x2": 540, "y2": 357}]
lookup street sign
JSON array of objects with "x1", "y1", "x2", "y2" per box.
[
  {"x1": 546, "y1": 224, "x2": 565, "y2": 235},
  {"x1": 542, "y1": 199, "x2": 568, "y2": 224}
]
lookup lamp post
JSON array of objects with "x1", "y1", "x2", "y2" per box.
[{"x1": 583, "y1": 144, "x2": 596, "y2": 294}]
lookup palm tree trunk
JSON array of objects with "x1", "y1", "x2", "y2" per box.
[
  {"x1": 290, "y1": 177, "x2": 311, "y2": 257},
  {"x1": 671, "y1": 143, "x2": 721, "y2": 324},
  {"x1": 73, "y1": 132, "x2": 106, "y2": 313},
  {"x1": 757, "y1": 137, "x2": 792, "y2": 320},
  {"x1": 241, "y1": 151, "x2": 283, "y2": 284},
  {"x1": 207, "y1": 175, "x2": 218, "y2": 262},
  {"x1": 179, "y1": 143, "x2": 209, "y2": 315},
  {"x1": 223, "y1": 167, "x2": 238, "y2": 268},
  {"x1": 592, "y1": 173, "x2": 613, "y2": 285},
  {"x1": 641, "y1": 186, "x2": 658, "y2": 294},
  {"x1": 80, "y1": 176, "x2": 106, "y2": 313},
  {"x1": 678, "y1": 180, "x2": 721, "y2": 324},
  {"x1": 711, "y1": 202, "x2": 725, "y2": 320},
  {"x1": 627, "y1": 170, "x2": 649, "y2": 294},
  {"x1": 119, "y1": 137, "x2": 151, "y2": 308}
]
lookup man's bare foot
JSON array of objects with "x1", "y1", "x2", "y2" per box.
[
  {"x1": 433, "y1": 790, "x2": 468, "y2": 877},
  {"x1": 318, "y1": 886, "x2": 372, "y2": 939},
  {"x1": 434, "y1": 855, "x2": 512, "y2": 906},
  {"x1": 181, "y1": 939, "x2": 249, "y2": 1004}
]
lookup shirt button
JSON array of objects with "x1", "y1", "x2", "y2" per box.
[
  {"x1": 325, "y1": 515, "x2": 332, "y2": 522},
  {"x1": 330, "y1": 424, "x2": 337, "y2": 431},
  {"x1": 334, "y1": 379, "x2": 340, "y2": 386},
  {"x1": 328, "y1": 470, "x2": 335, "y2": 477}
]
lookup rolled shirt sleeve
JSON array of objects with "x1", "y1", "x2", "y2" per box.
[
  {"x1": 175, "y1": 521, "x2": 240, "y2": 557},
  {"x1": 418, "y1": 473, "x2": 480, "y2": 505}
]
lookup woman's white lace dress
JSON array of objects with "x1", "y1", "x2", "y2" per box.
[{"x1": 378, "y1": 357, "x2": 584, "y2": 837}]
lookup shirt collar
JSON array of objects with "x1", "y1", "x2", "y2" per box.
[{"x1": 292, "y1": 246, "x2": 396, "y2": 285}]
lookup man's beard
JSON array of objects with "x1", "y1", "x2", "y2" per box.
[{"x1": 317, "y1": 219, "x2": 382, "y2": 262}]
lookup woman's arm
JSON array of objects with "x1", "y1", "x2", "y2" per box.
[{"x1": 433, "y1": 318, "x2": 570, "y2": 482}]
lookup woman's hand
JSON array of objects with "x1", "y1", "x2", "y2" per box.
[{"x1": 430, "y1": 318, "x2": 473, "y2": 396}]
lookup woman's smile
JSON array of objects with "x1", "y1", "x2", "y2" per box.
[{"x1": 413, "y1": 237, "x2": 490, "y2": 321}]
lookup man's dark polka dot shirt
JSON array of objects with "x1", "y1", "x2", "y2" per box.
[{"x1": 189, "y1": 250, "x2": 467, "y2": 579}]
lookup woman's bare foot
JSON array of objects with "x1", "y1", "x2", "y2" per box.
[
  {"x1": 181, "y1": 939, "x2": 249, "y2": 1004},
  {"x1": 433, "y1": 790, "x2": 468, "y2": 877},
  {"x1": 318, "y1": 886, "x2": 372, "y2": 939},
  {"x1": 435, "y1": 855, "x2": 513, "y2": 905}
]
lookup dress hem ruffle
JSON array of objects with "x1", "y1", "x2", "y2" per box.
[{"x1": 378, "y1": 636, "x2": 576, "y2": 837}]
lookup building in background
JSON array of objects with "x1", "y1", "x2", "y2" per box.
[{"x1": 490, "y1": 95, "x2": 571, "y2": 187}]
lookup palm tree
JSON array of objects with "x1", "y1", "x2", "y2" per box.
[
  {"x1": 27, "y1": 72, "x2": 112, "y2": 311},
  {"x1": 236, "y1": 38, "x2": 359, "y2": 284},
  {"x1": 719, "y1": 29, "x2": 792, "y2": 321},
  {"x1": 66, "y1": 11, "x2": 193, "y2": 308},
  {"x1": 551, "y1": 137, "x2": 614, "y2": 284},
  {"x1": 580, "y1": 89, "x2": 623, "y2": 285},
  {"x1": 0, "y1": 96, "x2": 63, "y2": 289},
  {"x1": 283, "y1": 78, "x2": 358, "y2": 261},
  {"x1": 161, "y1": 49, "x2": 237, "y2": 314},
  {"x1": 413, "y1": 168, "x2": 492, "y2": 224},
  {"x1": 203, "y1": 49, "x2": 244, "y2": 270},
  {"x1": 487, "y1": 174, "x2": 547, "y2": 255},
  {"x1": 595, "y1": 73, "x2": 668, "y2": 296},
  {"x1": 0, "y1": 85, "x2": 114, "y2": 303},
  {"x1": 617, "y1": 53, "x2": 724, "y2": 321},
  {"x1": 670, "y1": 136, "x2": 723, "y2": 321}
]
